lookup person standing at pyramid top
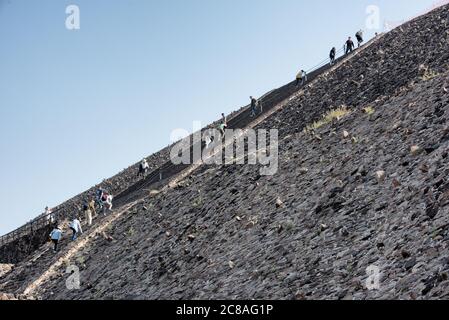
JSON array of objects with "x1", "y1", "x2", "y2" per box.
[
  {"x1": 345, "y1": 37, "x2": 355, "y2": 54},
  {"x1": 355, "y1": 30, "x2": 364, "y2": 47}
]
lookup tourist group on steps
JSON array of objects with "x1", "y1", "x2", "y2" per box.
[{"x1": 47, "y1": 187, "x2": 113, "y2": 252}]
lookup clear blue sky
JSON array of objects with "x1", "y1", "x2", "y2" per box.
[{"x1": 0, "y1": 0, "x2": 441, "y2": 236}]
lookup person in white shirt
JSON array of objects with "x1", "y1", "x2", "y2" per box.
[
  {"x1": 69, "y1": 217, "x2": 83, "y2": 241},
  {"x1": 204, "y1": 134, "x2": 212, "y2": 149},
  {"x1": 301, "y1": 70, "x2": 308, "y2": 85},
  {"x1": 142, "y1": 158, "x2": 149, "y2": 170},
  {"x1": 138, "y1": 158, "x2": 150, "y2": 178}
]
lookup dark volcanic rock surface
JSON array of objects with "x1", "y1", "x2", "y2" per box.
[{"x1": 1, "y1": 4, "x2": 449, "y2": 300}]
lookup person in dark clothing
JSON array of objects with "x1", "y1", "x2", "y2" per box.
[
  {"x1": 345, "y1": 37, "x2": 355, "y2": 54},
  {"x1": 258, "y1": 100, "x2": 263, "y2": 114},
  {"x1": 329, "y1": 47, "x2": 336, "y2": 65},
  {"x1": 96, "y1": 188, "x2": 105, "y2": 210},
  {"x1": 221, "y1": 113, "x2": 227, "y2": 126},
  {"x1": 355, "y1": 30, "x2": 364, "y2": 47},
  {"x1": 250, "y1": 96, "x2": 258, "y2": 117}
]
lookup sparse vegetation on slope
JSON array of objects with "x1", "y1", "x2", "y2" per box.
[{"x1": 303, "y1": 106, "x2": 351, "y2": 133}]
